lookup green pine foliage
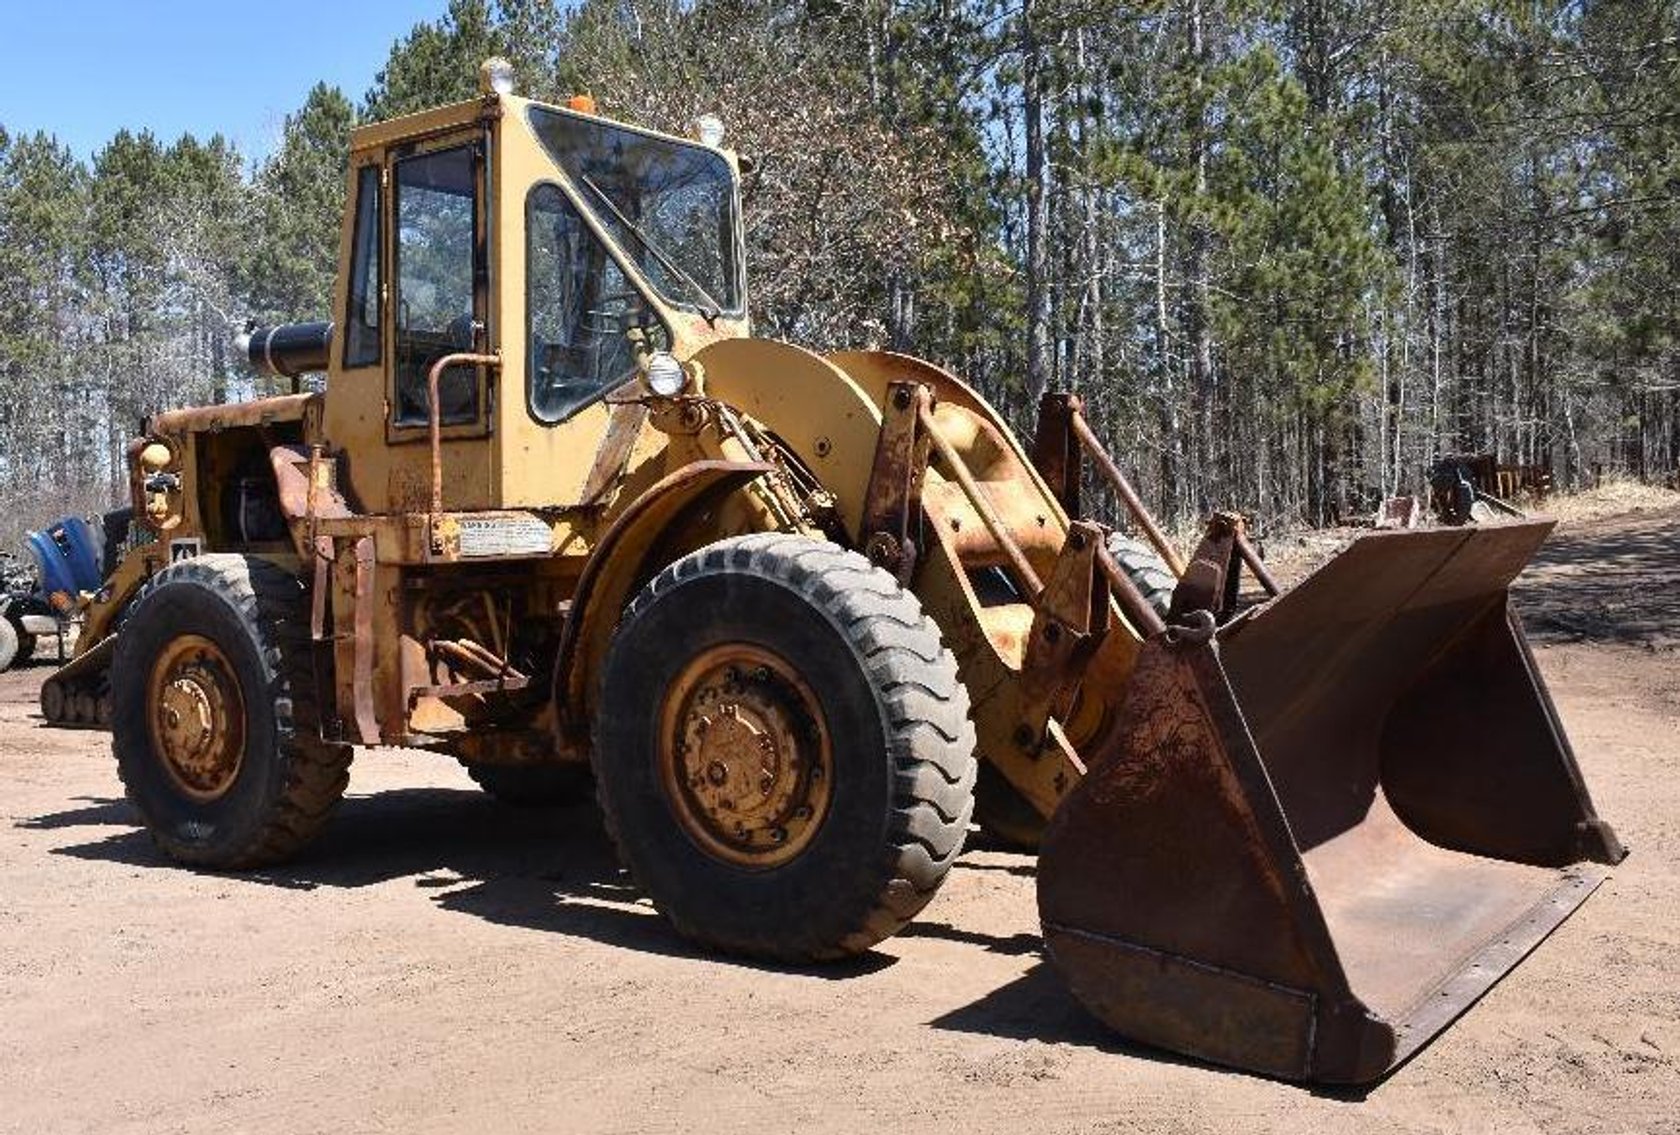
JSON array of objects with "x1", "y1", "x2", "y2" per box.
[{"x1": 246, "y1": 84, "x2": 356, "y2": 324}]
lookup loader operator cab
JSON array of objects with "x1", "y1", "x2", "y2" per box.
[
  {"x1": 525, "y1": 182, "x2": 656, "y2": 421},
  {"x1": 316, "y1": 72, "x2": 752, "y2": 514},
  {"x1": 386, "y1": 144, "x2": 483, "y2": 426},
  {"x1": 344, "y1": 99, "x2": 744, "y2": 426}
]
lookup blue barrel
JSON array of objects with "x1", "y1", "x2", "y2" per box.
[{"x1": 26, "y1": 516, "x2": 105, "y2": 601}]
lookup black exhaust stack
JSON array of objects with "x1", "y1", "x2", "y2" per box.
[{"x1": 237, "y1": 321, "x2": 334, "y2": 384}]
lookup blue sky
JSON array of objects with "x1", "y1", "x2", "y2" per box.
[{"x1": 0, "y1": 1, "x2": 444, "y2": 163}]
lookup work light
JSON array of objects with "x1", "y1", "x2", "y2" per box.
[{"x1": 646, "y1": 352, "x2": 687, "y2": 397}]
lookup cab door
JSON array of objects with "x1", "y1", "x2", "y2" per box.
[
  {"x1": 387, "y1": 135, "x2": 492, "y2": 446},
  {"x1": 326, "y1": 128, "x2": 497, "y2": 514}
]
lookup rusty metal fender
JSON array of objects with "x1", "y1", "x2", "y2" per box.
[
  {"x1": 269, "y1": 443, "x2": 359, "y2": 562},
  {"x1": 551, "y1": 459, "x2": 774, "y2": 751}
]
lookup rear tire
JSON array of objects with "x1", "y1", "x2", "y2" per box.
[
  {"x1": 0, "y1": 618, "x2": 17, "y2": 673},
  {"x1": 111, "y1": 555, "x2": 352, "y2": 868},
  {"x1": 593, "y1": 534, "x2": 977, "y2": 962},
  {"x1": 466, "y1": 763, "x2": 592, "y2": 807}
]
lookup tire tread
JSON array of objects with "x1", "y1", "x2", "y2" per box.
[{"x1": 1106, "y1": 532, "x2": 1176, "y2": 619}]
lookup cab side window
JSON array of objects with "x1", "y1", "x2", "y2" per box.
[
  {"x1": 393, "y1": 145, "x2": 480, "y2": 426},
  {"x1": 527, "y1": 183, "x2": 666, "y2": 423},
  {"x1": 342, "y1": 165, "x2": 382, "y2": 369}
]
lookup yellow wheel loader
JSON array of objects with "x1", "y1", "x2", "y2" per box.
[{"x1": 44, "y1": 60, "x2": 1623, "y2": 1084}]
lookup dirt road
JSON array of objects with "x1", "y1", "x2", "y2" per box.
[{"x1": 3, "y1": 509, "x2": 1678, "y2": 1134}]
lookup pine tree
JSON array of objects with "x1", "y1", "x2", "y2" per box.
[{"x1": 245, "y1": 84, "x2": 356, "y2": 325}]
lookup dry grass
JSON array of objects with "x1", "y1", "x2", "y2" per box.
[
  {"x1": 1162, "y1": 477, "x2": 1680, "y2": 589},
  {"x1": 1117, "y1": 514, "x2": 1358, "y2": 590},
  {"x1": 1537, "y1": 477, "x2": 1680, "y2": 525},
  {"x1": 1247, "y1": 527, "x2": 1356, "y2": 587}
]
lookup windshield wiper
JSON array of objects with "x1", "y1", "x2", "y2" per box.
[{"x1": 573, "y1": 170, "x2": 726, "y2": 323}]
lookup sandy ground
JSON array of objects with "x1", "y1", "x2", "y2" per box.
[{"x1": 2, "y1": 509, "x2": 1678, "y2": 1134}]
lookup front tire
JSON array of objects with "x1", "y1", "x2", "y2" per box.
[
  {"x1": 593, "y1": 534, "x2": 977, "y2": 962},
  {"x1": 111, "y1": 555, "x2": 352, "y2": 868}
]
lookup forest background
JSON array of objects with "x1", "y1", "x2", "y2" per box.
[{"x1": 0, "y1": 0, "x2": 1676, "y2": 545}]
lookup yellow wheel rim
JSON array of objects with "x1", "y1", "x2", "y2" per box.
[
  {"x1": 148, "y1": 634, "x2": 246, "y2": 802},
  {"x1": 658, "y1": 643, "x2": 833, "y2": 869}
]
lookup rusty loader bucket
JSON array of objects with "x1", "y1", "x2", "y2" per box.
[{"x1": 1038, "y1": 519, "x2": 1625, "y2": 1084}]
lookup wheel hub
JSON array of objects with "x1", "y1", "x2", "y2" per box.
[
  {"x1": 148, "y1": 634, "x2": 245, "y2": 801},
  {"x1": 661, "y1": 645, "x2": 831, "y2": 868},
  {"x1": 159, "y1": 677, "x2": 216, "y2": 756}
]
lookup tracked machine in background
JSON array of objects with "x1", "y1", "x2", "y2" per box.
[{"x1": 44, "y1": 59, "x2": 1624, "y2": 1084}]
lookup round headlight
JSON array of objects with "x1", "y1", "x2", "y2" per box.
[
  {"x1": 139, "y1": 442, "x2": 173, "y2": 473},
  {"x1": 646, "y1": 352, "x2": 687, "y2": 397}
]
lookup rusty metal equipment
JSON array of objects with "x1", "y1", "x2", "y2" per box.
[
  {"x1": 1430, "y1": 453, "x2": 1550, "y2": 525},
  {"x1": 44, "y1": 59, "x2": 1622, "y2": 1086},
  {"x1": 1039, "y1": 518, "x2": 1622, "y2": 1082}
]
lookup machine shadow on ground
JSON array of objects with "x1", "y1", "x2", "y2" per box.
[
  {"x1": 927, "y1": 960, "x2": 1381, "y2": 1100},
  {"x1": 16, "y1": 786, "x2": 1417, "y2": 1098},
  {"x1": 23, "y1": 784, "x2": 914, "y2": 978},
  {"x1": 1515, "y1": 515, "x2": 1680, "y2": 648},
  {"x1": 30, "y1": 782, "x2": 1036, "y2": 957}
]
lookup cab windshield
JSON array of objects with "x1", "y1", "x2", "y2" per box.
[{"x1": 528, "y1": 106, "x2": 744, "y2": 317}]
